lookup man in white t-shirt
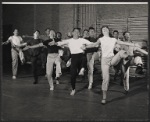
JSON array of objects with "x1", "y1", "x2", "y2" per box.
[
  {"x1": 3, "y1": 29, "x2": 26, "y2": 79},
  {"x1": 50, "y1": 28, "x2": 92, "y2": 96}
]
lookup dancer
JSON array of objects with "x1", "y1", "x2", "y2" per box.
[
  {"x1": 85, "y1": 27, "x2": 100, "y2": 89},
  {"x1": 119, "y1": 31, "x2": 148, "y2": 90},
  {"x1": 113, "y1": 30, "x2": 123, "y2": 84},
  {"x1": 51, "y1": 28, "x2": 92, "y2": 95},
  {"x1": 23, "y1": 30, "x2": 45, "y2": 84},
  {"x1": 122, "y1": 31, "x2": 148, "y2": 74},
  {"x1": 83, "y1": 26, "x2": 141, "y2": 104},
  {"x1": 78, "y1": 29, "x2": 90, "y2": 76},
  {"x1": 2, "y1": 29, "x2": 26, "y2": 79},
  {"x1": 24, "y1": 30, "x2": 62, "y2": 90}
]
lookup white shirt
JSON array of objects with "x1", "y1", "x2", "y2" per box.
[
  {"x1": 58, "y1": 38, "x2": 91, "y2": 54},
  {"x1": 8, "y1": 36, "x2": 23, "y2": 46},
  {"x1": 98, "y1": 36, "x2": 117, "y2": 57}
]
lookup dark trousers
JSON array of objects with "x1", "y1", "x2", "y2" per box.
[
  {"x1": 31, "y1": 55, "x2": 41, "y2": 82},
  {"x1": 70, "y1": 53, "x2": 84, "y2": 90},
  {"x1": 81, "y1": 53, "x2": 87, "y2": 69}
]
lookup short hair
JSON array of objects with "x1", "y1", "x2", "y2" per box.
[
  {"x1": 123, "y1": 31, "x2": 130, "y2": 36},
  {"x1": 50, "y1": 29, "x2": 56, "y2": 33},
  {"x1": 34, "y1": 30, "x2": 40, "y2": 34},
  {"x1": 56, "y1": 32, "x2": 62, "y2": 36},
  {"x1": 83, "y1": 29, "x2": 89, "y2": 32},
  {"x1": 101, "y1": 25, "x2": 109, "y2": 30},
  {"x1": 89, "y1": 27, "x2": 95, "y2": 31},
  {"x1": 72, "y1": 28, "x2": 81, "y2": 32},
  {"x1": 113, "y1": 30, "x2": 119, "y2": 34},
  {"x1": 13, "y1": 29, "x2": 19, "y2": 32},
  {"x1": 45, "y1": 28, "x2": 50, "y2": 31},
  {"x1": 99, "y1": 25, "x2": 113, "y2": 37}
]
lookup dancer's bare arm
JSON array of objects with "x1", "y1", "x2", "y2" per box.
[
  {"x1": 85, "y1": 40, "x2": 100, "y2": 48},
  {"x1": 2, "y1": 39, "x2": 11, "y2": 45},
  {"x1": 22, "y1": 43, "x2": 44, "y2": 51},
  {"x1": 134, "y1": 47, "x2": 148, "y2": 55},
  {"x1": 117, "y1": 40, "x2": 140, "y2": 48}
]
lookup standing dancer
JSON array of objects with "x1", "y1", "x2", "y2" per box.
[
  {"x1": 85, "y1": 27, "x2": 100, "y2": 89},
  {"x1": 40, "y1": 28, "x2": 50, "y2": 70},
  {"x1": 24, "y1": 30, "x2": 62, "y2": 90},
  {"x1": 113, "y1": 30, "x2": 123, "y2": 84},
  {"x1": 78, "y1": 29, "x2": 90, "y2": 76},
  {"x1": 52, "y1": 28, "x2": 92, "y2": 95},
  {"x1": 84, "y1": 26, "x2": 141, "y2": 104},
  {"x1": 2, "y1": 29, "x2": 26, "y2": 79},
  {"x1": 23, "y1": 30, "x2": 44, "y2": 84}
]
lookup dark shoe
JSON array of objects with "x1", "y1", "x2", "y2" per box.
[
  {"x1": 55, "y1": 77, "x2": 60, "y2": 80},
  {"x1": 124, "y1": 90, "x2": 129, "y2": 95},
  {"x1": 33, "y1": 81, "x2": 38, "y2": 84},
  {"x1": 135, "y1": 65, "x2": 143, "y2": 74},
  {"x1": 125, "y1": 55, "x2": 133, "y2": 61}
]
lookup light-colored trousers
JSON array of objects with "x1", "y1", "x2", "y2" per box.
[
  {"x1": 46, "y1": 53, "x2": 62, "y2": 87},
  {"x1": 87, "y1": 52, "x2": 101, "y2": 84},
  {"x1": 101, "y1": 50, "x2": 128, "y2": 91},
  {"x1": 11, "y1": 48, "x2": 24, "y2": 76}
]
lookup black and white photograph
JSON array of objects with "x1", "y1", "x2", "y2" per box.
[{"x1": 1, "y1": 2, "x2": 149, "y2": 121}]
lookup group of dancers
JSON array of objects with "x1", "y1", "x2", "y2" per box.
[{"x1": 2, "y1": 25, "x2": 148, "y2": 104}]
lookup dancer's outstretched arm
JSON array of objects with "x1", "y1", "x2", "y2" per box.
[
  {"x1": 135, "y1": 47, "x2": 148, "y2": 55},
  {"x1": 2, "y1": 39, "x2": 11, "y2": 45},
  {"x1": 85, "y1": 40, "x2": 100, "y2": 48},
  {"x1": 22, "y1": 42, "x2": 44, "y2": 51},
  {"x1": 117, "y1": 40, "x2": 140, "y2": 48}
]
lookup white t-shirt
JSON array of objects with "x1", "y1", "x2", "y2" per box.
[
  {"x1": 58, "y1": 38, "x2": 91, "y2": 54},
  {"x1": 98, "y1": 36, "x2": 117, "y2": 57},
  {"x1": 8, "y1": 36, "x2": 23, "y2": 46}
]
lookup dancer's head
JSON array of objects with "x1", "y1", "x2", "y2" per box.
[
  {"x1": 113, "y1": 30, "x2": 119, "y2": 39},
  {"x1": 49, "y1": 29, "x2": 56, "y2": 39},
  {"x1": 89, "y1": 27, "x2": 95, "y2": 37},
  {"x1": 56, "y1": 32, "x2": 62, "y2": 39},
  {"x1": 67, "y1": 32, "x2": 72, "y2": 38},
  {"x1": 72, "y1": 28, "x2": 81, "y2": 39},
  {"x1": 13, "y1": 29, "x2": 19, "y2": 36},
  {"x1": 45, "y1": 28, "x2": 50, "y2": 36},
  {"x1": 101, "y1": 25, "x2": 110, "y2": 36},
  {"x1": 83, "y1": 29, "x2": 89, "y2": 38},
  {"x1": 123, "y1": 31, "x2": 131, "y2": 41},
  {"x1": 114, "y1": 44, "x2": 121, "y2": 52},
  {"x1": 99, "y1": 25, "x2": 112, "y2": 38},
  {"x1": 33, "y1": 30, "x2": 40, "y2": 39}
]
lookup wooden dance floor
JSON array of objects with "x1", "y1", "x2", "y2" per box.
[{"x1": 1, "y1": 64, "x2": 149, "y2": 121}]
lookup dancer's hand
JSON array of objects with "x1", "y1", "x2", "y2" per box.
[
  {"x1": 48, "y1": 40, "x2": 56, "y2": 46},
  {"x1": 23, "y1": 46, "x2": 30, "y2": 51},
  {"x1": 2, "y1": 42, "x2": 5, "y2": 45},
  {"x1": 81, "y1": 44, "x2": 86, "y2": 50},
  {"x1": 66, "y1": 59, "x2": 71, "y2": 67},
  {"x1": 134, "y1": 43, "x2": 141, "y2": 48}
]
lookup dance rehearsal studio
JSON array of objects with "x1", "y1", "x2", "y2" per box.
[{"x1": 1, "y1": 2, "x2": 149, "y2": 121}]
